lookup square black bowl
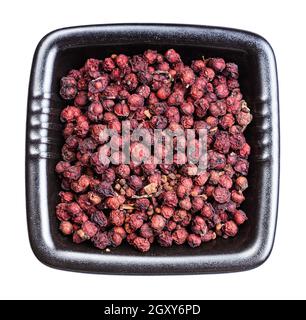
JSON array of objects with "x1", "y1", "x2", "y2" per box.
[{"x1": 26, "y1": 24, "x2": 279, "y2": 274}]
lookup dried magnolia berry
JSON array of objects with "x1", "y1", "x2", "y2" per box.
[
  {"x1": 236, "y1": 107, "x2": 252, "y2": 127},
  {"x1": 158, "y1": 231, "x2": 173, "y2": 247},
  {"x1": 240, "y1": 143, "x2": 251, "y2": 158},
  {"x1": 180, "y1": 102, "x2": 194, "y2": 115},
  {"x1": 59, "y1": 221, "x2": 73, "y2": 235},
  {"x1": 55, "y1": 49, "x2": 252, "y2": 252},
  {"x1": 176, "y1": 184, "x2": 187, "y2": 199},
  {"x1": 92, "y1": 231, "x2": 111, "y2": 249},
  {"x1": 233, "y1": 210, "x2": 248, "y2": 225},
  {"x1": 207, "y1": 58, "x2": 226, "y2": 72},
  {"x1": 192, "y1": 197, "x2": 205, "y2": 212},
  {"x1": 163, "y1": 191, "x2": 178, "y2": 207},
  {"x1": 133, "y1": 237, "x2": 150, "y2": 252},
  {"x1": 180, "y1": 67, "x2": 195, "y2": 86},
  {"x1": 91, "y1": 211, "x2": 108, "y2": 228},
  {"x1": 213, "y1": 186, "x2": 231, "y2": 203},
  {"x1": 150, "y1": 214, "x2": 166, "y2": 232},
  {"x1": 160, "y1": 205, "x2": 174, "y2": 219},
  {"x1": 109, "y1": 231, "x2": 123, "y2": 247},
  {"x1": 128, "y1": 175, "x2": 143, "y2": 191},
  {"x1": 219, "y1": 174, "x2": 233, "y2": 189},
  {"x1": 60, "y1": 77, "x2": 77, "y2": 100},
  {"x1": 191, "y1": 59, "x2": 206, "y2": 73},
  {"x1": 144, "y1": 49, "x2": 157, "y2": 64},
  {"x1": 231, "y1": 190, "x2": 245, "y2": 204},
  {"x1": 128, "y1": 94, "x2": 144, "y2": 111},
  {"x1": 109, "y1": 210, "x2": 124, "y2": 226},
  {"x1": 187, "y1": 234, "x2": 202, "y2": 248},
  {"x1": 59, "y1": 191, "x2": 74, "y2": 203},
  {"x1": 165, "y1": 49, "x2": 181, "y2": 64},
  {"x1": 140, "y1": 223, "x2": 154, "y2": 241},
  {"x1": 172, "y1": 228, "x2": 188, "y2": 245},
  {"x1": 191, "y1": 216, "x2": 208, "y2": 235},
  {"x1": 179, "y1": 197, "x2": 192, "y2": 210},
  {"x1": 234, "y1": 158, "x2": 249, "y2": 175},
  {"x1": 128, "y1": 213, "x2": 144, "y2": 231},
  {"x1": 236, "y1": 176, "x2": 248, "y2": 191},
  {"x1": 194, "y1": 172, "x2": 209, "y2": 186},
  {"x1": 223, "y1": 220, "x2": 238, "y2": 237},
  {"x1": 201, "y1": 202, "x2": 214, "y2": 218},
  {"x1": 114, "y1": 102, "x2": 130, "y2": 117},
  {"x1": 82, "y1": 221, "x2": 98, "y2": 238},
  {"x1": 105, "y1": 197, "x2": 121, "y2": 209},
  {"x1": 116, "y1": 164, "x2": 131, "y2": 179},
  {"x1": 113, "y1": 226, "x2": 126, "y2": 239}
]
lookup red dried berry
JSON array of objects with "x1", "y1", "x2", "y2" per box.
[
  {"x1": 128, "y1": 213, "x2": 144, "y2": 231},
  {"x1": 187, "y1": 234, "x2": 202, "y2": 248},
  {"x1": 59, "y1": 221, "x2": 73, "y2": 235},
  {"x1": 163, "y1": 191, "x2": 178, "y2": 207},
  {"x1": 158, "y1": 231, "x2": 173, "y2": 247},
  {"x1": 116, "y1": 54, "x2": 129, "y2": 69},
  {"x1": 133, "y1": 237, "x2": 150, "y2": 252},
  {"x1": 236, "y1": 176, "x2": 248, "y2": 191},
  {"x1": 165, "y1": 49, "x2": 181, "y2": 64},
  {"x1": 128, "y1": 175, "x2": 143, "y2": 191},
  {"x1": 160, "y1": 206, "x2": 174, "y2": 219},
  {"x1": 207, "y1": 58, "x2": 226, "y2": 72},
  {"x1": 136, "y1": 84, "x2": 151, "y2": 98},
  {"x1": 105, "y1": 197, "x2": 121, "y2": 210},
  {"x1": 223, "y1": 220, "x2": 238, "y2": 237},
  {"x1": 223, "y1": 63, "x2": 239, "y2": 79},
  {"x1": 151, "y1": 214, "x2": 166, "y2": 232},
  {"x1": 191, "y1": 216, "x2": 208, "y2": 235},
  {"x1": 91, "y1": 210, "x2": 108, "y2": 228},
  {"x1": 82, "y1": 221, "x2": 98, "y2": 238},
  {"x1": 231, "y1": 190, "x2": 245, "y2": 205},
  {"x1": 92, "y1": 231, "x2": 111, "y2": 249},
  {"x1": 219, "y1": 174, "x2": 233, "y2": 189},
  {"x1": 144, "y1": 49, "x2": 158, "y2": 64},
  {"x1": 172, "y1": 228, "x2": 188, "y2": 245},
  {"x1": 213, "y1": 186, "x2": 231, "y2": 204},
  {"x1": 240, "y1": 143, "x2": 251, "y2": 158},
  {"x1": 191, "y1": 60, "x2": 206, "y2": 73},
  {"x1": 201, "y1": 202, "x2": 215, "y2": 218},
  {"x1": 180, "y1": 67, "x2": 195, "y2": 86},
  {"x1": 109, "y1": 231, "x2": 123, "y2": 247},
  {"x1": 128, "y1": 94, "x2": 144, "y2": 111},
  {"x1": 180, "y1": 102, "x2": 195, "y2": 115},
  {"x1": 233, "y1": 210, "x2": 248, "y2": 225},
  {"x1": 234, "y1": 158, "x2": 249, "y2": 175}
]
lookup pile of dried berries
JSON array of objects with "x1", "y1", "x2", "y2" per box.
[{"x1": 55, "y1": 49, "x2": 252, "y2": 252}]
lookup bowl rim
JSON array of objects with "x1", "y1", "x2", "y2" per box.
[{"x1": 26, "y1": 23, "x2": 280, "y2": 275}]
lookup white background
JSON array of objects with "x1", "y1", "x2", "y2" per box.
[{"x1": 0, "y1": 0, "x2": 305, "y2": 300}]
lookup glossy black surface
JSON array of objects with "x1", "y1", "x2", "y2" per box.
[{"x1": 26, "y1": 24, "x2": 279, "y2": 274}]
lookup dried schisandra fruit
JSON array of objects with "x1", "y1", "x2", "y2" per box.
[{"x1": 55, "y1": 49, "x2": 252, "y2": 252}]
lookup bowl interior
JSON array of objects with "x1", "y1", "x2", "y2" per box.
[{"x1": 43, "y1": 40, "x2": 269, "y2": 257}]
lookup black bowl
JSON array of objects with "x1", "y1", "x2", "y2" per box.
[{"x1": 26, "y1": 24, "x2": 279, "y2": 274}]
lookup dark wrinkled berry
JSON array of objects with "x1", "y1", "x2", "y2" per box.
[
  {"x1": 92, "y1": 231, "x2": 111, "y2": 249},
  {"x1": 172, "y1": 228, "x2": 188, "y2": 245},
  {"x1": 158, "y1": 231, "x2": 173, "y2": 247},
  {"x1": 187, "y1": 234, "x2": 202, "y2": 248},
  {"x1": 91, "y1": 211, "x2": 108, "y2": 228},
  {"x1": 223, "y1": 220, "x2": 238, "y2": 237},
  {"x1": 133, "y1": 237, "x2": 150, "y2": 252}
]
